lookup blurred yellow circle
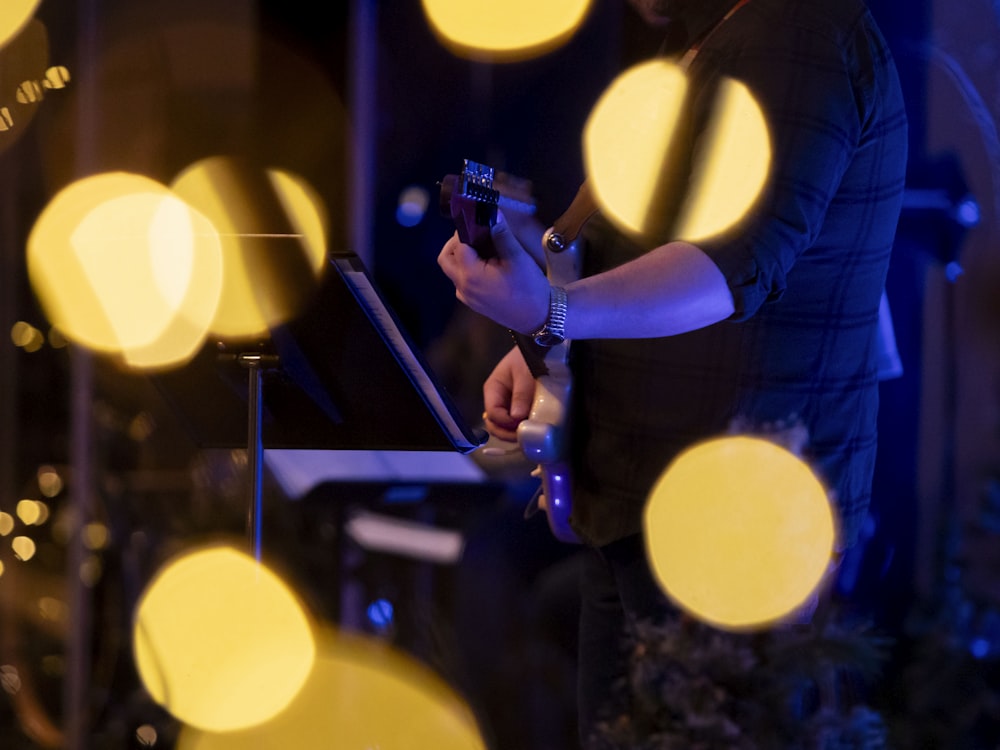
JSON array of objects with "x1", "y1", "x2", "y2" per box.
[
  {"x1": 177, "y1": 628, "x2": 485, "y2": 749},
  {"x1": 584, "y1": 60, "x2": 770, "y2": 243},
  {"x1": 171, "y1": 157, "x2": 328, "y2": 339},
  {"x1": 133, "y1": 545, "x2": 316, "y2": 732},
  {"x1": 26, "y1": 172, "x2": 223, "y2": 369},
  {"x1": 0, "y1": 0, "x2": 40, "y2": 50},
  {"x1": 421, "y1": 0, "x2": 591, "y2": 61},
  {"x1": 644, "y1": 436, "x2": 836, "y2": 630}
]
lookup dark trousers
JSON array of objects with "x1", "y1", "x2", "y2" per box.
[{"x1": 576, "y1": 533, "x2": 676, "y2": 748}]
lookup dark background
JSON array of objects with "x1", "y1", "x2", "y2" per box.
[{"x1": 3, "y1": 0, "x2": 1000, "y2": 748}]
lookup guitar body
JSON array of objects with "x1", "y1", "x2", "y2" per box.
[{"x1": 440, "y1": 159, "x2": 586, "y2": 543}]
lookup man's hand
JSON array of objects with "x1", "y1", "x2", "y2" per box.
[
  {"x1": 482, "y1": 346, "x2": 536, "y2": 442},
  {"x1": 437, "y1": 211, "x2": 551, "y2": 334}
]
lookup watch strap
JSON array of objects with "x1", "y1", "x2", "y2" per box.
[{"x1": 533, "y1": 286, "x2": 568, "y2": 347}]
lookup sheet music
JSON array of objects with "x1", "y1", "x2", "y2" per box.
[
  {"x1": 266, "y1": 448, "x2": 486, "y2": 499},
  {"x1": 334, "y1": 256, "x2": 483, "y2": 453}
]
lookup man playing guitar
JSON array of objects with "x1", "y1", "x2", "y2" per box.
[{"x1": 437, "y1": 0, "x2": 908, "y2": 744}]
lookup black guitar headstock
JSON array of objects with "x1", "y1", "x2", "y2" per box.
[{"x1": 439, "y1": 159, "x2": 501, "y2": 259}]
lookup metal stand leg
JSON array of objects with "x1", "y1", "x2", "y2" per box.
[{"x1": 239, "y1": 353, "x2": 278, "y2": 562}]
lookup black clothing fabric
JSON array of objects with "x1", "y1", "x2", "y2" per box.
[{"x1": 568, "y1": 0, "x2": 908, "y2": 550}]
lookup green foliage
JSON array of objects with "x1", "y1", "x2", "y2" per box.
[{"x1": 591, "y1": 606, "x2": 893, "y2": 750}]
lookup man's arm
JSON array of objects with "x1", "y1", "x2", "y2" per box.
[
  {"x1": 437, "y1": 212, "x2": 735, "y2": 340},
  {"x1": 562, "y1": 237, "x2": 734, "y2": 339}
]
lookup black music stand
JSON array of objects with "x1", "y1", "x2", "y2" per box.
[{"x1": 153, "y1": 251, "x2": 486, "y2": 560}]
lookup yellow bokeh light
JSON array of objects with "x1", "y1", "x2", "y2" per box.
[
  {"x1": 583, "y1": 60, "x2": 770, "y2": 243},
  {"x1": 43, "y1": 64, "x2": 70, "y2": 90},
  {"x1": 136, "y1": 724, "x2": 158, "y2": 746},
  {"x1": 0, "y1": 0, "x2": 40, "y2": 50},
  {"x1": 47, "y1": 327, "x2": 68, "y2": 349},
  {"x1": 421, "y1": 0, "x2": 591, "y2": 61},
  {"x1": 171, "y1": 157, "x2": 328, "y2": 340},
  {"x1": 38, "y1": 597, "x2": 67, "y2": 624},
  {"x1": 12, "y1": 535, "x2": 37, "y2": 561},
  {"x1": 26, "y1": 172, "x2": 224, "y2": 369},
  {"x1": 10, "y1": 321, "x2": 30, "y2": 346},
  {"x1": 644, "y1": 436, "x2": 836, "y2": 631},
  {"x1": 10, "y1": 321, "x2": 44, "y2": 352},
  {"x1": 83, "y1": 522, "x2": 110, "y2": 550},
  {"x1": 584, "y1": 60, "x2": 688, "y2": 238},
  {"x1": 0, "y1": 18, "x2": 50, "y2": 158},
  {"x1": 79, "y1": 554, "x2": 103, "y2": 587},
  {"x1": 177, "y1": 628, "x2": 485, "y2": 750},
  {"x1": 673, "y1": 78, "x2": 771, "y2": 241},
  {"x1": 132, "y1": 545, "x2": 316, "y2": 733},
  {"x1": 267, "y1": 169, "x2": 328, "y2": 273},
  {"x1": 0, "y1": 512, "x2": 13, "y2": 536},
  {"x1": 37, "y1": 465, "x2": 63, "y2": 497},
  {"x1": 15, "y1": 499, "x2": 46, "y2": 525}
]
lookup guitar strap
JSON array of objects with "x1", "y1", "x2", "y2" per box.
[
  {"x1": 547, "y1": 180, "x2": 599, "y2": 250},
  {"x1": 680, "y1": 0, "x2": 751, "y2": 69}
]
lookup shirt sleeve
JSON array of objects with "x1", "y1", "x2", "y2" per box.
[{"x1": 690, "y1": 15, "x2": 865, "y2": 320}]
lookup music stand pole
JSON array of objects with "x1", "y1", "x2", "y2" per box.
[{"x1": 238, "y1": 352, "x2": 280, "y2": 561}]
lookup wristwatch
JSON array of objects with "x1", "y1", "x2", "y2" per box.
[{"x1": 531, "y1": 286, "x2": 568, "y2": 347}]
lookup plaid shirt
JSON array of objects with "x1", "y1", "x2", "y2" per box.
[{"x1": 569, "y1": 0, "x2": 908, "y2": 548}]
